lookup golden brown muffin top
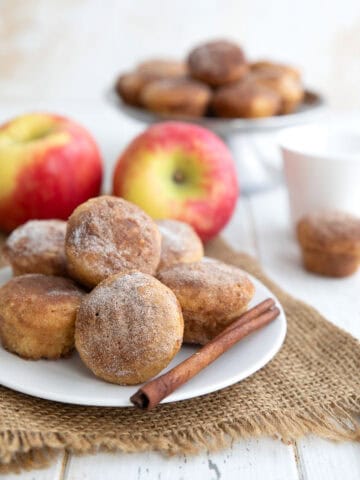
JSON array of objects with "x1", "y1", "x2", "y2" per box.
[
  {"x1": 158, "y1": 257, "x2": 253, "y2": 297},
  {"x1": 212, "y1": 80, "x2": 281, "y2": 117},
  {"x1": 297, "y1": 211, "x2": 360, "y2": 256},
  {"x1": 156, "y1": 219, "x2": 204, "y2": 270},
  {"x1": 116, "y1": 60, "x2": 187, "y2": 106},
  {"x1": 136, "y1": 59, "x2": 188, "y2": 78},
  {"x1": 188, "y1": 40, "x2": 248, "y2": 86},
  {"x1": 75, "y1": 271, "x2": 184, "y2": 384},
  {"x1": 141, "y1": 77, "x2": 211, "y2": 103},
  {"x1": 250, "y1": 69, "x2": 303, "y2": 99},
  {"x1": 250, "y1": 60, "x2": 301, "y2": 81},
  {"x1": 0, "y1": 273, "x2": 83, "y2": 297},
  {"x1": 0, "y1": 274, "x2": 85, "y2": 327},
  {"x1": 115, "y1": 72, "x2": 145, "y2": 106},
  {"x1": 65, "y1": 196, "x2": 161, "y2": 287},
  {"x1": 158, "y1": 257, "x2": 255, "y2": 308},
  {"x1": 3, "y1": 220, "x2": 67, "y2": 275}
]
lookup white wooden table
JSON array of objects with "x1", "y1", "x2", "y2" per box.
[
  {"x1": 1, "y1": 1, "x2": 360, "y2": 474},
  {"x1": 0, "y1": 100, "x2": 359, "y2": 480}
]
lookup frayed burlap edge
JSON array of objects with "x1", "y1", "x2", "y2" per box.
[
  {"x1": 0, "y1": 397, "x2": 359, "y2": 473},
  {"x1": 0, "y1": 236, "x2": 359, "y2": 473}
]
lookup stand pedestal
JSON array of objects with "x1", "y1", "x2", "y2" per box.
[
  {"x1": 108, "y1": 88, "x2": 325, "y2": 194},
  {"x1": 222, "y1": 133, "x2": 282, "y2": 194}
]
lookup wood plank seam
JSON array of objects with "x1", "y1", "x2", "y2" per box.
[
  {"x1": 248, "y1": 194, "x2": 302, "y2": 480},
  {"x1": 291, "y1": 442, "x2": 306, "y2": 480},
  {"x1": 58, "y1": 451, "x2": 69, "y2": 480}
]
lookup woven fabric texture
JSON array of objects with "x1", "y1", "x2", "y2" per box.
[{"x1": 0, "y1": 236, "x2": 359, "y2": 473}]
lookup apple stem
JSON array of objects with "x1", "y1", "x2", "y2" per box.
[{"x1": 173, "y1": 171, "x2": 185, "y2": 184}]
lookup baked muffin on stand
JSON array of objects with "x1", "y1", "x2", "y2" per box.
[
  {"x1": 136, "y1": 59, "x2": 187, "y2": 78},
  {"x1": 187, "y1": 40, "x2": 248, "y2": 86},
  {"x1": 115, "y1": 72, "x2": 146, "y2": 106},
  {"x1": 250, "y1": 68, "x2": 304, "y2": 114},
  {"x1": 250, "y1": 60, "x2": 301, "y2": 81},
  {"x1": 140, "y1": 78, "x2": 212, "y2": 117},
  {"x1": 116, "y1": 59, "x2": 187, "y2": 106},
  {"x1": 212, "y1": 80, "x2": 281, "y2": 118}
]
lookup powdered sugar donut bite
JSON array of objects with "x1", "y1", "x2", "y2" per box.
[
  {"x1": 140, "y1": 77, "x2": 212, "y2": 117},
  {"x1": 75, "y1": 271, "x2": 184, "y2": 385},
  {"x1": 3, "y1": 220, "x2": 67, "y2": 276},
  {"x1": 0, "y1": 274, "x2": 85, "y2": 359},
  {"x1": 158, "y1": 257, "x2": 255, "y2": 345},
  {"x1": 65, "y1": 196, "x2": 161, "y2": 287},
  {"x1": 187, "y1": 40, "x2": 248, "y2": 87},
  {"x1": 156, "y1": 219, "x2": 204, "y2": 271}
]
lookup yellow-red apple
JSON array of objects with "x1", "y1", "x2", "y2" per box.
[
  {"x1": 113, "y1": 122, "x2": 238, "y2": 241},
  {"x1": 0, "y1": 113, "x2": 103, "y2": 232}
]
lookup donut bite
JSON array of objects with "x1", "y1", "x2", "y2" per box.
[
  {"x1": 0, "y1": 274, "x2": 85, "y2": 359},
  {"x1": 297, "y1": 211, "x2": 360, "y2": 277},
  {"x1": 212, "y1": 80, "x2": 281, "y2": 118},
  {"x1": 140, "y1": 78, "x2": 212, "y2": 117},
  {"x1": 75, "y1": 271, "x2": 184, "y2": 385},
  {"x1": 187, "y1": 39, "x2": 248, "y2": 86},
  {"x1": 250, "y1": 60, "x2": 301, "y2": 81},
  {"x1": 115, "y1": 72, "x2": 146, "y2": 106},
  {"x1": 65, "y1": 196, "x2": 161, "y2": 287},
  {"x1": 158, "y1": 258, "x2": 255, "y2": 345},
  {"x1": 250, "y1": 64, "x2": 304, "y2": 114},
  {"x1": 116, "y1": 59, "x2": 187, "y2": 106},
  {"x1": 136, "y1": 59, "x2": 187, "y2": 78},
  {"x1": 157, "y1": 219, "x2": 204, "y2": 271},
  {"x1": 3, "y1": 220, "x2": 67, "y2": 276}
]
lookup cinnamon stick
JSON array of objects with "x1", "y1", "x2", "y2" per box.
[{"x1": 131, "y1": 298, "x2": 280, "y2": 410}]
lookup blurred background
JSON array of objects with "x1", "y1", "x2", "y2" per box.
[
  {"x1": 1, "y1": 0, "x2": 360, "y2": 107},
  {"x1": 1, "y1": 0, "x2": 360, "y2": 192}
]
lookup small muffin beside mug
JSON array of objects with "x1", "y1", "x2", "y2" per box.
[{"x1": 297, "y1": 210, "x2": 360, "y2": 278}]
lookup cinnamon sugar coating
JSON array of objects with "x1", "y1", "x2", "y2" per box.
[
  {"x1": 3, "y1": 220, "x2": 67, "y2": 276},
  {"x1": 250, "y1": 68, "x2": 304, "y2": 114},
  {"x1": 136, "y1": 59, "x2": 187, "y2": 78},
  {"x1": 157, "y1": 258, "x2": 255, "y2": 345},
  {"x1": 250, "y1": 60, "x2": 301, "y2": 81},
  {"x1": 212, "y1": 80, "x2": 280, "y2": 118},
  {"x1": 297, "y1": 211, "x2": 360, "y2": 277},
  {"x1": 0, "y1": 274, "x2": 85, "y2": 359},
  {"x1": 115, "y1": 72, "x2": 146, "y2": 106},
  {"x1": 75, "y1": 271, "x2": 184, "y2": 385},
  {"x1": 140, "y1": 78, "x2": 211, "y2": 117},
  {"x1": 156, "y1": 219, "x2": 204, "y2": 271},
  {"x1": 116, "y1": 59, "x2": 187, "y2": 106},
  {"x1": 65, "y1": 196, "x2": 161, "y2": 287},
  {"x1": 297, "y1": 211, "x2": 360, "y2": 255},
  {"x1": 187, "y1": 40, "x2": 248, "y2": 86}
]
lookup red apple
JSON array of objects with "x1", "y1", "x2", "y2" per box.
[
  {"x1": 113, "y1": 122, "x2": 238, "y2": 241},
  {"x1": 0, "y1": 113, "x2": 103, "y2": 232}
]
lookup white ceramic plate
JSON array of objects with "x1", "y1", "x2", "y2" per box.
[{"x1": 0, "y1": 266, "x2": 286, "y2": 407}]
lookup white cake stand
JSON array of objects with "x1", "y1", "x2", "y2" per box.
[{"x1": 107, "y1": 90, "x2": 325, "y2": 194}]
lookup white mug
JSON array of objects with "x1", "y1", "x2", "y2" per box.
[{"x1": 278, "y1": 124, "x2": 360, "y2": 225}]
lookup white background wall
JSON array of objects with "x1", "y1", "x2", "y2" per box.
[{"x1": 1, "y1": 0, "x2": 360, "y2": 108}]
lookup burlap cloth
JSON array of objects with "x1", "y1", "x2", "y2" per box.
[{"x1": 0, "y1": 233, "x2": 359, "y2": 473}]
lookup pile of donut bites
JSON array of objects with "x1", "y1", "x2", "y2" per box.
[
  {"x1": 115, "y1": 39, "x2": 304, "y2": 119},
  {"x1": 0, "y1": 196, "x2": 255, "y2": 385}
]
